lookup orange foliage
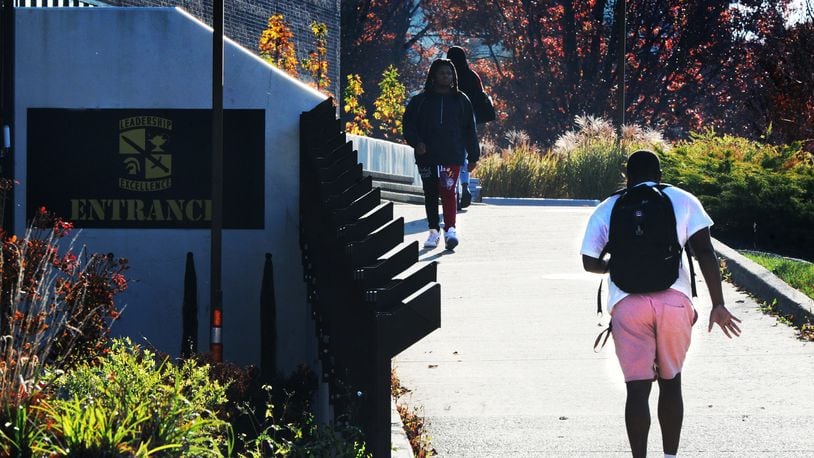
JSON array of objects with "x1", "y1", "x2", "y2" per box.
[{"x1": 258, "y1": 14, "x2": 298, "y2": 77}]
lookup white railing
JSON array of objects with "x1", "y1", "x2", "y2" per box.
[
  {"x1": 15, "y1": 0, "x2": 108, "y2": 7},
  {"x1": 347, "y1": 134, "x2": 421, "y2": 185}
]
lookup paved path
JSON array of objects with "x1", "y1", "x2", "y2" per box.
[{"x1": 391, "y1": 202, "x2": 814, "y2": 457}]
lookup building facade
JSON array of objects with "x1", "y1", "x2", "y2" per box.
[{"x1": 15, "y1": 6, "x2": 328, "y2": 368}]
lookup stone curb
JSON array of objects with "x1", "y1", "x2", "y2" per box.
[
  {"x1": 390, "y1": 399, "x2": 414, "y2": 457},
  {"x1": 713, "y1": 238, "x2": 814, "y2": 326},
  {"x1": 481, "y1": 197, "x2": 600, "y2": 207}
]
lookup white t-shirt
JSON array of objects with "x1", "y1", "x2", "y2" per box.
[{"x1": 580, "y1": 182, "x2": 714, "y2": 312}]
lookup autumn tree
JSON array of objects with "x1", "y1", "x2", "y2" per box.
[
  {"x1": 302, "y1": 21, "x2": 332, "y2": 93},
  {"x1": 373, "y1": 65, "x2": 406, "y2": 139},
  {"x1": 416, "y1": 0, "x2": 790, "y2": 144},
  {"x1": 341, "y1": 1, "x2": 431, "y2": 118},
  {"x1": 343, "y1": 74, "x2": 373, "y2": 135},
  {"x1": 259, "y1": 14, "x2": 298, "y2": 77},
  {"x1": 752, "y1": 17, "x2": 814, "y2": 149},
  {"x1": 341, "y1": 0, "x2": 811, "y2": 146}
]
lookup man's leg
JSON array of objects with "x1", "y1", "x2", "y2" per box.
[
  {"x1": 657, "y1": 373, "x2": 683, "y2": 455},
  {"x1": 459, "y1": 158, "x2": 471, "y2": 208},
  {"x1": 652, "y1": 290, "x2": 695, "y2": 456},
  {"x1": 611, "y1": 294, "x2": 658, "y2": 457},
  {"x1": 419, "y1": 166, "x2": 440, "y2": 231},
  {"x1": 439, "y1": 165, "x2": 461, "y2": 249},
  {"x1": 438, "y1": 165, "x2": 461, "y2": 230},
  {"x1": 625, "y1": 379, "x2": 653, "y2": 458}
]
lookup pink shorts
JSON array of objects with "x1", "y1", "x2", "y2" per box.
[{"x1": 611, "y1": 289, "x2": 696, "y2": 382}]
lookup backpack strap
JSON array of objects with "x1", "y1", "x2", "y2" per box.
[
  {"x1": 686, "y1": 243, "x2": 698, "y2": 298},
  {"x1": 594, "y1": 320, "x2": 612, "y2": 353},
  {"x1": 593, "y1": 253, "x2": 611, "y2": 352},
  {"x1": 594, "y1": 240, "x2": 612, "y2": 316}
]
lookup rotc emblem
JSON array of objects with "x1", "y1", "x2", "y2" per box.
[{"x1": 118, "y1": 116, "x2": 174, "y2": 192}]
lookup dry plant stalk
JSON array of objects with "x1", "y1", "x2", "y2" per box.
[{"x1": 0, "y1": 218, "x2": 110, "y2": 407}]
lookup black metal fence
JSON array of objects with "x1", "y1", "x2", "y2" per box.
[{"x1": 300, "y1": 98, "x2": 441, "y2": 456}]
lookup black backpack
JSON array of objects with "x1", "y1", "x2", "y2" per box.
[
  {"x1": 473, "y1": 91, "x2": 496, "y2": 124},
  {"x1": 593, "y1": 184, "x2": 697, "y2": 351},
  {"x1": 606, "y1": 184, "x2": 682, "y2": 293}
]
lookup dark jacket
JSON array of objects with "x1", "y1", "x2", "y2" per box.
[
  {"x1": 455, "y1": 68, "x2": 492, "y2": 125},
  {"x1": 456, "y1": 67, "x2": 484, "y2": 107},
  {"x1": 448, "y1": 46, "x2": 491, "y2": 125},
  {"x1": 402, "y1": 90, "x2": 480, "y2": 167}
]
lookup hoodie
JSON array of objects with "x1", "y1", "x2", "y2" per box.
[{"x1": 402, "y1": 90, "x2": 480, "y2": 167}]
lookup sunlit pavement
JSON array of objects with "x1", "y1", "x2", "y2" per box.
[{"x1": 392, "y1": 202, "x2": 814, "y2": 457}]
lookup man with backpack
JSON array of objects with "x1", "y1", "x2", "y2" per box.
[
  {"x1": 447, "y1": 46, "x2": 495, "y2": 209},
  {"x1": 580, "y1": 150, "x2": 742, "y2": 458}
]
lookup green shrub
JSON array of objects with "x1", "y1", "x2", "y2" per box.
[
  {"x1": 558, "y1": 143, "x2": 627, "y2": 199},
  {"x1": 40, "y1": 338, "x2": 233, "y2": 456},
  {"x1": 235, "y1": 367, "x2": 370, "y2": 457},
  {"x1": 661, "y1": 130, "x2": 814, "y2": 258},
  {"x1": 238, "y1": 387, "x2": 369, "y2": 457},
  {"x1": 0, "y1": 401, "x2": 53, "y2": 457}
]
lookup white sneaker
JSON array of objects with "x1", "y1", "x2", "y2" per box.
[
  {"x1": 424, "y1": 229, "x2": 441, "y2": 248},
  {"x1": 444, "y1": 227, "x2": 459, "y2": 250}
]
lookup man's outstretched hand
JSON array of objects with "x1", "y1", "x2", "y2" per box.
[{"x1": 708, "y1": 305, "x2": 742, "y2": 338}]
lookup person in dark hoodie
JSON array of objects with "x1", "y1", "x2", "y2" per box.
[
  {"x1": 403, "y1": 58, "x2": 480, "y2": 250},
  {"x1": 447, "y1": 46, "x2": 489, "y2": 209}
]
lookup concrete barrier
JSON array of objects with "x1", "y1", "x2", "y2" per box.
[{"x1": 713, "y1": 239, "x2": 814, "y2": 326}]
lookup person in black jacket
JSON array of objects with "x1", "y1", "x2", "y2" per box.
[
  {"x1": 403, "y1": 58, "x2": 480, "y2": 250},
  {"x1": 447, "y1": 46, "x2": 488, "y2": 209}
]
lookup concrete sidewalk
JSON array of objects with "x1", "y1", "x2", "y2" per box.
[{"x1": 391, "y1": 202, "x2": 814, "y2": 457}]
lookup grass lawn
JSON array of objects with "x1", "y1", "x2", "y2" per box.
[{"x1": 741, "y1": 251, "x2": 814, "y2": 301}]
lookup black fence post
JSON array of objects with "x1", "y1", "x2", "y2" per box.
[
  {"x1": 1, "y1": 0, "x2": 15, "y2": 236},
  {"x1": 260, "y1": 252, "x2": 277, "y2": 383},
  {"x1": 181, "y1": 252, "x2": 198, "y2": 358},
  {"x1": 299, "y1": 98, "x2": 441, "y2": 456}
]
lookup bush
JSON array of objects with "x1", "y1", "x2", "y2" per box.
[
  {"x1": 661, "y1": 130, "x2": 814, "y2": 259},
  {"x1": 40, "y1": 338, "x2": 233, "y2": 456},
  {"x1": 237, "y1": 387, "x2": 369, "y2": 457},
  {"x1": 555, "y1": 116, "x2": 669, "y2": 199},
  {"x1": 476, "y1": 132, "x2": 562, "y2": 198},
  {"x1": 558, "y1": 143, "x2": 627, "y2": 199},
  {"x1": 477, "y1": 118, "x2": 668, "y2": 199},
  {"x1": 0, "y1": 400, "x2": 52, "y2": 457},
  {"x1": 0, "y1": 209, "x2": 128, "y2": 371},
  {"x1": 0, "y1": 210, "x2": 130, "y2": 456}
]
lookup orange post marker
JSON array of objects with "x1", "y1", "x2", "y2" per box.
[{"x1": 210, "y1": 309, "x2": 223, "y2": 361}]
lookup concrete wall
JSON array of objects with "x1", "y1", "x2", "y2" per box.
[
  {"x1": 15, "y1": 7, "x2": 325, "y2": 370},
  {"x1": 349, "y1": 134, "x2": 420, "y2": 185},
  {"x1": 101, "y1": 0, "x2": 341, "y2": 99}
]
